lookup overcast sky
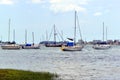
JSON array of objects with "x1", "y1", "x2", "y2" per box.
[{"x1": 0, "y1": 0, "x2": 120, "y2": 43}]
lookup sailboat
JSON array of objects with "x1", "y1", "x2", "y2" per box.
[
  {"x1": 22, "y1": 30, "x2": 40, "y2": 49},
  {"x1": 1, "y1": 19, "x2": 21, "y2": 50},
  {"x1": 61, "y1": 11, "x2": 83, "y2": 51},
  {"x1": 45, "y1": 24, "x2": 63, "y2": 47},
  {"x1": 92, "y1": 22, "x2": 111, "y2": 50}
]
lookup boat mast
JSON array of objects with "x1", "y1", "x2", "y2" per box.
[
  {"x1": 106, "y1": 27, "x2": 107, "y2": 41},
  {"x1": 8, "y1": 18, "x2": 11, "y2": 42},
  {"x1": 13, "y1": 29, "x2": 15, "y2": 42},
  {"x1": 54, "y1": 24, "x2": 56, "y2": 44},
  {"x1": 61, "y1": 30, "x2": 64, "y2": 41},
  {"x1": 76, "y1": 13, "x2": 82, "y2": 41},
  {"x1": 103, "y1": 22, "x2": 104, "y2": 41},
  {"x1": 1, "y1": 36, "x2": 2, "y2": 42},
  {"x1": 25, "y1": 30, "x2": 27, "y2": 44},
  {"x1": 74, "y1": 11, "x2": 77, "y2": 44},
  {"x1": 32, "y1": 32, "x2": 34, "y2": 45}
]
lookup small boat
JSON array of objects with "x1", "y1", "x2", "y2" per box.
[
  {"x1": 61, "y1": 42, "x2": 83, "y2": 51},
  {"x1": 22, "y1": 44, "x2": 40, "y2": 49},
  {"x1": 45, "y1": 24, "x2": 64, "y2": 47},
  {"x1": 1, "y1": 44, "x2": 21, "y2": 50},
  {"x1": 93, "y1": 22, "x2": 111, "y2": 50},
  {"x1": 22, "y1": 31, "x2": 40, "y2": 49},
  {"x1": 61, "y1": 11, "x2": 83, "y2": 51},
  {"x1": 93, "y1": 42, "x2": 111, "y2": 50},
  {"x1": 45, "y1": 44, "x2": 62, "y2": 47},
  {"x1": 1, "y1": 19, "x2": 21, "y2": 50},
  {"x1": 61, "y1": 46, "x2": 83, "y2": 51},
  {"x1": 45, "y1": 41, "x2": 64, "y2": 47}
]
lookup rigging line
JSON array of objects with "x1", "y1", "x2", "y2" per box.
[
  {"x1": 76, "y1": 13, "x2": 83, "y2": 40},
  {"x1": 56, "y1": 33, "x2": 60, "y2": 41},
  {"x1": 46, "y1": 30, "x2": 48, "y2": 41},
  {"x1": 55, "y1": 28, "x2": 60, "y2": 41},
  {"x1": 56, "y1": 28, "x2": 64, "y2": 41},
  {"x1": 57, "y1": 29, "x2": 63, "y2": 41},
  {"x1": 48, "y1": 26, "x2": 54, "y2": 41},
  {"x1": 54, "y1": 25, "x2": 61, "y2": 42}
]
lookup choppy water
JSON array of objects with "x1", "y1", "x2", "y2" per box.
[{"x1": 0, "y1": 45, "x2": 120, "y2": 80}]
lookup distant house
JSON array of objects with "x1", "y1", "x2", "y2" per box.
[
  {"x1": 114, "y1": 40, "x2": 120, "y2": 45},
  {"x1": 107, "y1": 40, "x2": 114, "y2": 44}
]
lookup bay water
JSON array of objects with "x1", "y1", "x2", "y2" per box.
[{"x1": 0, "y1": 45, "x2": 120, "y2": 80}]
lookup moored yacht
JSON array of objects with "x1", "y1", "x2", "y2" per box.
[
  {"x1": 1, "y1": 19, "x2": 21, "y2": 50},
  {"x1": 61, "y1": 11, "x2": 83, "y2": 51},
  {"x1": 93, "y1": 42, "x2": 111, "y2": 50},
  {"x1": 22, "y1": 31, "x2": 40, "y2": 49},
  {"x1": 93, "y1": 22, "x2": 111, "y2": 50}
]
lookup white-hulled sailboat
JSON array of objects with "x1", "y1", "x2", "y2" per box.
[
  {"x1": 22, "y1": 31, "x2": 40, "y2": 49},
  {"x1": 92, "y1": 22, "x2": 111, "y2": 50},
  {"x1": 61, "y1": 11, "x2": 83, "y2": 51},
  {"x1": 1, "y1": 19, "x2": 21, "y2": 50}
]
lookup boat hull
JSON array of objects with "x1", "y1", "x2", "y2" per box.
[
  {"x1": 22, "y1": 45, "x2": 40, "y2": 49},
  {"x1": 1, "y1": 44, "x2": 21, "y2": 50},
  {"x1": 61, "y1": 46, "x2": 83, "y2": 51},
  {"x1": 93, "y1": 44, "x2": 111, "y2": 50},
  {"x1": 45, "y1": 44, "x2": 62, "y2": 47}
]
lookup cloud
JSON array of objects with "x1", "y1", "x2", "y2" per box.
[
  {"x1": 49, "y1": 0, "x2": 89, "y2": 13},
  {"x1": 0, "y1": 0, "x2": 14, "y2": 5},
  {"x1": 0, "y1": 0, "x2": 90, "y2": 13},
  {"x1": 94, "y1": 12, "x2": 102, "y2": 16},
  {"x1": 29, "y1": 0, "x2": 45, "y2": 4}
]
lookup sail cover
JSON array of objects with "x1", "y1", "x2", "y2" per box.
[{"x1": 67, "y1": 38, "x2": 73, "y2": 41}]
